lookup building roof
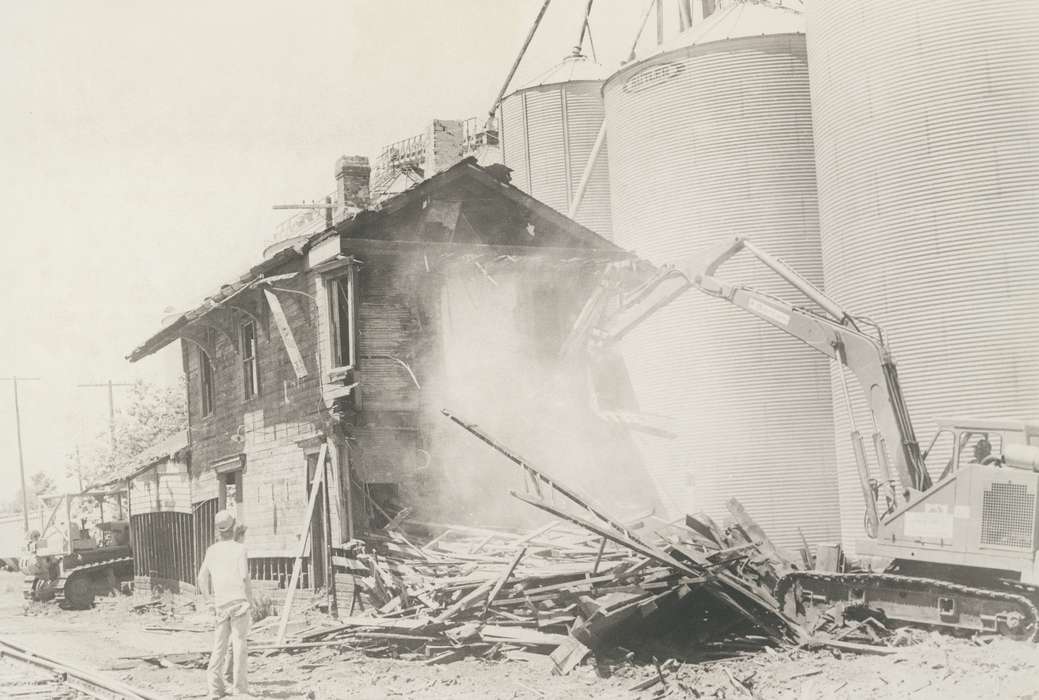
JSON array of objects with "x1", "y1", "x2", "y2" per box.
[
  {"x1": 513, "y1": 51, "x2": 610, "y2": 91},
  {"x1": 127, "y1": 158, "x2": 626, "y2": 363},
  {"x1": 84, "y1": 430, "x2": 190, "y2": 492}
]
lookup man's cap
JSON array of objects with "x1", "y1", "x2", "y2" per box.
[{"x1": 214, "y1": 510, "x2": 235, "y2": 532}]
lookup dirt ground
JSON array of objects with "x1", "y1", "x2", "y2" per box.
[{"x1": 1, "y1": 571, "x2": 1038, "y2": 699}]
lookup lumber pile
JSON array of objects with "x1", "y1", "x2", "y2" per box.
[
  {"x1": 268, "y1": 411, "x2": 813, "y2": 674},
  {"x1": 297, "y1": 516, "x2": 799, "y2": 674}
]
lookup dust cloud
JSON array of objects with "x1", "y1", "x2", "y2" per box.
[{"x1": 404, "y1": 257, "x2": 660, "y2": 529}]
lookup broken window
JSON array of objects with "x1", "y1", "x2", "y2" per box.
[
  {"x1": 328, "y1": 267, "x2": 355, "y2": 371},
  {"x1": 240, "y1": 320, "x2": 260, "y2": 399},
  {"x1": 199, "y1": 348, "x2": 215, "y2": 417}
]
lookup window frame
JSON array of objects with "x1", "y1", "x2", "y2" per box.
[
  {"x1": 198, "y1": 347, "x2": 215, "y2": 417},
  {"x1": 240, "y1": 319, "x2": 260, "y2": 399},
  {"x1": 327, "y1": 265, "x2": 356, "y2": 373}
]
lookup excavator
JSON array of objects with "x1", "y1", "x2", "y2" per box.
[{"x1": 580, "y1": 236, "x2": 1039, "y2": 640}]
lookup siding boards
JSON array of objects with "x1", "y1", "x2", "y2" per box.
[{"x1": 131, "y1": 512, "x2": 194, "y2": 587}]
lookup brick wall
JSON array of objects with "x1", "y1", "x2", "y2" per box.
[{"x1": 183, "y1": 260, "x2": 339, "y2": 561}]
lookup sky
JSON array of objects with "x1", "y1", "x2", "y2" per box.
[{"x1": 0, "y1": 1, "x2": 661, "y2": 495}]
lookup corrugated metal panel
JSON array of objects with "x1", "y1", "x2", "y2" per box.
[
  {"x1": 499, "y1": 93, "x2": 530, "y2": 193},
  {"x1": 498, "y1": 55, "x2": 614, "y2": 238},
  {"x1": 565, "y1": 85, "x2": 613, "y2": 238},
  {"x1": 524, "y1": 88, "x2": 570, "y2": 214},
  {"x1": 807, "y1": 0, "x2": 1039, "y2": 551},
  {"x1": 603, "y1": 28, "x2": 841, "y2": 548}
]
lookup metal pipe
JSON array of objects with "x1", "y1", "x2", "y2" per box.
[
  {"x1": 628, "y1": 0, "x2": 659, "y2": 60},
  {"x1": 488, "y1": 0, "x2": 553, "y2": 121},
  {"x1": 577, "y1": 0, "x2": 595, "y2": 51},
  {"x1": 677, "y1": 0, "x2": 692, "y2": 31},
  {"x1": 567, "y1": 119, "x2": 607, "y2": 219}
]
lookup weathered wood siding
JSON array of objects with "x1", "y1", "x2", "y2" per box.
[
  {"x1": 181, "y1": 260, "x2": 345, "y2": 567},
  {"x1": 131, "y1": 511, "x2": 194, "y2": 588}
]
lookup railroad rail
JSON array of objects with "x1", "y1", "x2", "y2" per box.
[{"x1": 0, "y1": 636, "x2": 166, "y2": 700}]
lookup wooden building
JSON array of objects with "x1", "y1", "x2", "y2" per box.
[
  {"x1": 123, "y1": 431, "x2": 193, "y2": 594},
  {"x1": 126, "y1": 158, "x2": 633, "y2": 600}
]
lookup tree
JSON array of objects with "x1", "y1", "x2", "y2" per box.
[
  {"x1": 70, "y1": 379, "x2": 187, "y2": 488},
  {"x1": 4, "y1": 470, "x2": 58, "y2": 513}
]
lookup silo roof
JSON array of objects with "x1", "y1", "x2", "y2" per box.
[
  {"x1": 653, "y1": 1, "x2": 804, "y2": 56},
  {"x1": 515, "y1": 51, "x2": 610, "y2": 90}
]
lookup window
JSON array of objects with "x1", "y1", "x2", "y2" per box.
[
  {"x1": 198, "y1": 348, "x2": 215, "y2": 417},
  {"x1": 240, "y1": 320, "x2": 260, "y2": 399},
  {"x1": 328, "y1": 268, "x2": 355, "y2": 370}
]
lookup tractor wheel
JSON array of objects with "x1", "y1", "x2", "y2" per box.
[{"x1": 64, "y1": 573, "x2": 95, "y2": 609}]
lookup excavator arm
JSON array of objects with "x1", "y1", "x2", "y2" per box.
[
  {"x1": 580, "y1": 236, "x2": 931, "y2": 535},
  {"x1": 690, "y1": 238, "x2": 930, "y2": 496}
]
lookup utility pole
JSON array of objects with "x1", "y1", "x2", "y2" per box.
[
  {"x1": 1, "y1": 377, "x2": 41, "y2": 533},
  {"x1": 77, "y1": 380, "x2": 133, "y2": 453},
  {"x1": 74, "y1": 445, "x2": 84, "y2": 492}
]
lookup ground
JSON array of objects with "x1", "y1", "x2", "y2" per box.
[{"x1": 1, "y1": 571, "x2": 1037, "y2": 699}]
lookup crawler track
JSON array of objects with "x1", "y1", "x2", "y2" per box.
[
  {"x1": 0, "y1": 636, "x2": 163, "y2": 700},
  {"x1": 776, "y1": 572, "x2": 1039, "y2": 641}
]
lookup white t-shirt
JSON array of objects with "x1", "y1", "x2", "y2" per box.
[{"x1": 200, "y1": 540, "x2": 249, "y2": 608}]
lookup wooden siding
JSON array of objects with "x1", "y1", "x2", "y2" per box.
[
  {"x1": 129, "y1": 458, "x2": 190, "y2": 515},
  {"x1": 131, "y1": 512, "x2": 194, "y2": 587},
  {"x1": 193, "y1": 497, "x2": 219, "y2": 575}
]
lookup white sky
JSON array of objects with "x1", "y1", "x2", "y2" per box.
[{"x1": 0, "y1": 1, "x2": 663, "y2": 494}]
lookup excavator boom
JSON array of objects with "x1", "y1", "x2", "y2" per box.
[{"x1": 583, "y1": 236, "x2": 932, "y2": 525}]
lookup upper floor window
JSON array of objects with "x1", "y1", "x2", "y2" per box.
[
  {"x1": 240, "y1": 320, "x2": 260, "y2": 399},
  {"x1": 199, "y1": 348, "x2": 215, "y2": 416},
  {"x1": 328, "y1": 267, "x2": 355, "y2": 371}
]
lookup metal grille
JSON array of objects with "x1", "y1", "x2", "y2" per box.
[{"x1": 981, "y1": 482, "x2": 1035, "y2": 550}]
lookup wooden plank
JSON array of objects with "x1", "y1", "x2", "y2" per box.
[
  {"x1": 483, "y1": 546, "x2": 527, "y2": 616},
  {"x1": 726, "y1": 498, "x2": 794, "y2": 571},
  {"x1": 509, "y1": 491, "x2": 699, "y2": 577},
  {"x1": 810, "y1": 638, "x2": 897, "y2": 656},
  {"x1": 434, "y1": 579, "x2": 495, "y2": 623},
  {"x1": 275, "y1": 443, "x2": 327, "y2": 645},
  {"x1": 263, "y1": 288, "x2": 308, "y2": 380},
  {"x1": 549, "y1": 636, "x2": 591, "y2": 676},
  {"x1": 478, "y1": 625, "x2": 569, "y2": 646}
]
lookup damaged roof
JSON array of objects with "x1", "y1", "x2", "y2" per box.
[{"x1": 127, "y1": 158, "x2": 627, "y2": 363}]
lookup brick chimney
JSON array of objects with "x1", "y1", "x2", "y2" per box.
[{"x1": 335, "y1": 155, "x2": 370, "y2": 211}]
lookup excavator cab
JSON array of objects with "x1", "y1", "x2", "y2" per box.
[{"x1": 925, "y1": 419, "x2": 1039, "y2": 483}]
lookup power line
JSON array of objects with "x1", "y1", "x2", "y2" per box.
[{"x1": 1, "y1": 377, "x2": 41, "y2": 533}]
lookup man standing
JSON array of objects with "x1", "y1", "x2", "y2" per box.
[{"x1": 197, "y1": 510, "x2": 252, "y2": 699}]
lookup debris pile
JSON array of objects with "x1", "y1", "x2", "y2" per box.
[
  {"x1": 296, "y1": 505, "x2": 800, "y2": 676},
  {"x1": 277, "y1": 412, "x2": 816, "y2": 675}
]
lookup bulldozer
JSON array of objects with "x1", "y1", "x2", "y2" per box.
[
  {"x1": 21, "y1": 484, "x2": 133, "y2": 609},
  {"x1": 580, "y1": 236, "x2": 1039, "y2": 640}
]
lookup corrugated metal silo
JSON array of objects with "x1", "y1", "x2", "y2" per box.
[
  {"x1": 499, "y1": 50, "x2": 613, "y2": 238},
  {"x1": 602, "y1": 1, "x2": 841, "y2": 547},
  {"x1": 807, "y1": 1, "x2": 1039, "y2": 550}
]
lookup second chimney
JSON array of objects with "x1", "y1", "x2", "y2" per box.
[{"x1": 336, "y1": 155, "x2": 371, "y2": 212}]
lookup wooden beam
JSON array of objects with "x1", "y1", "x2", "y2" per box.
[
  {"x1": 275, "y1": 443, "x2": 327, "y2": 645},
  {"x1": 483, "y1": 546, "x2": 527, "y2": 616},
  {"x1": 263, "y1": 289, "x2": 308, "y2": 380}
]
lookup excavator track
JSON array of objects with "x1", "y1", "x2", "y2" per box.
[{"x1": 775, "y1": 571, "x2": 1039, "y2": 641}]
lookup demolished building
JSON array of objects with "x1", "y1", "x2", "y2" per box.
[{"x1": 125, "y1": 157, "x2": 646, "y2": 600}]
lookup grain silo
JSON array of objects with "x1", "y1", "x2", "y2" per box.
[
  {"x1": 807, "y1": 1, "x2": 1039, "y2": 549},
  {"x1": 498, "y1": 50, "x2": 613, "y2": 238},
  {"x1": 602, "y1": 1, "x2": 841, "y2": 547}
]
